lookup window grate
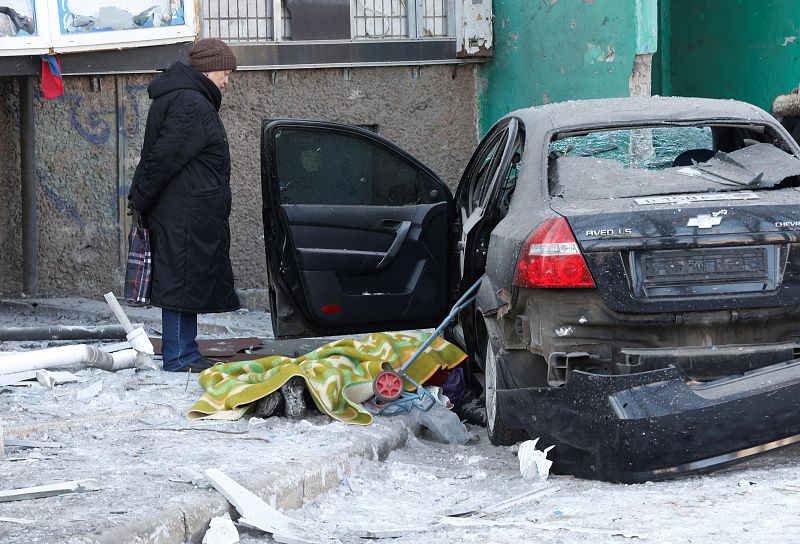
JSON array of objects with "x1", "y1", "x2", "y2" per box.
[
  {"x1": 353, "y1": 0, "x2": 408, "y2": 39},
  {"x1": 422, "y1": 0, "x2": 447, "y2": 37},
  {"x1": 203, "y1": 0, "x2": 274, "y2": 43},
  {"x1": 281, "y1": 1, "x2": 291, "y2": 39}
]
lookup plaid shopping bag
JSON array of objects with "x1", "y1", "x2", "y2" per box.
[{"x1": 123, "y1": 211, "x2": 152, "y2": 306}]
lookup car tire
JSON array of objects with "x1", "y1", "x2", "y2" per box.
[{"x1": 484, "y1": 338, "x2": 528, "y2": 446}]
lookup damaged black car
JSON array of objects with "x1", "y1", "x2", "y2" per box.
[{"x1": 260, "y1": 97, "x2": 800, "y2": 483}]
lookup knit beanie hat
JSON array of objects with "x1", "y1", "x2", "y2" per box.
[
  {"x1": 187, "y1": 38, "x2": 237, "y2": 73},
  {"x1": 773, "y1": 87, "x2": 800, "y2": 118}
]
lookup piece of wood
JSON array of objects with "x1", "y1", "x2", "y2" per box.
[{"x1": 0, "y1": 479, "x2": 98, "y2": 503}]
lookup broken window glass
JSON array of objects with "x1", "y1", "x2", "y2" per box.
[{"x1": 548, "y1": 124, "x2": 800, "y2": 200}]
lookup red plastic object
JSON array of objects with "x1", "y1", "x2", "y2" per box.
[
  {"x1": 513, "y1": 217, "x2": 595, "y2": 288},
  {"x1": 374, "y1": 370, "x2": 403, "y2": 401}
]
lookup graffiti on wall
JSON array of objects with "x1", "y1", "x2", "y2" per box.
[
  {"x1": 58, "y1": 0, "x2": 184, "y2": 34},
  {"x1": 0, "y1": 0, "x2": 35, "y2": 36}
]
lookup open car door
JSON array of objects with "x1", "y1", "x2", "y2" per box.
[{"x1": 261, "y1": 120, "x2": 455, "y2": 338}]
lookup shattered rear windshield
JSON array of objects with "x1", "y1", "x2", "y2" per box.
[{"x1": 548, "y1": 125, "x2": 800, "y2": 199}]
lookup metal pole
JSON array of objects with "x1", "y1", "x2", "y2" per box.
[{"x1": 19, "y1": 76, "x2": 38, "y2": 296}]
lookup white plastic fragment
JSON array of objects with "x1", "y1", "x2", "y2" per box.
[
  {"x1": 0, "y1": 516, "x2": 35, "y2": 524},
  {"x1": 0, "y1": 479, "x2": 99, "y2": 502},
  {"x1": 0, "y1": 371, "x2": 37, "y2": 386},
  {"x1": 103, "y1": 292, "x2": 155, "y2": 356},
  {"x1": 518, "y1": 438, "x2": 554, "y2": 481},
  {"x1": 202, "y1": 513, "x2": 239, "y2": 544},
  {"x1": 126, "y1": 327, "x2": 155, "y2": 355},
  {"x1": 36, "y1": 370, "x2": 79, "y2": 388}
]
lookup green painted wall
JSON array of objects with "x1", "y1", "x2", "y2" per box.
[
  {"x1": 478, "y1": 1, "x2": 656, "y2": 134},
  {"x1": 663, "y1": 0, "x2": 800, "y2": 111}
]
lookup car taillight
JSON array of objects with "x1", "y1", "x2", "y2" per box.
[{"x1": 513, "y1": 217, "x2": 595, "y2": 288}]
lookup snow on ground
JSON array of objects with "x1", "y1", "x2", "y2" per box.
[
  {"x1": 3, "y1": 308, "x2": 800, "y2": 543},
  {"x1": 239, "y1": 429, "x2": 800, "y2": 544}
]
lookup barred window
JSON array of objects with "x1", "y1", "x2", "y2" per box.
[
  {"x1": 202, "y1": 0, "x2": 274, "y2": 42},
  {"x1": 201, "y1": 0, "x2": 452, "y2": 42},
  {"x1": 422, "y1": 0, "x2": 448, "y2": 37},
  {"x1": 352, "y1": 0, "x2": 408, "y2": 39}
]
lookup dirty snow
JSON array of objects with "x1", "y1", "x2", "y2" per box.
[
  {"x1": 237, "y1": 430, "x2": 800, "y2": 544},
  {"x1": 2, "y1": 307, "x2": 800, "y2": 543}
]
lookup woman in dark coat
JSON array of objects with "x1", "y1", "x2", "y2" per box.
[{"x1": 129, "y1": 38, "x2": 240, "y2": 372}]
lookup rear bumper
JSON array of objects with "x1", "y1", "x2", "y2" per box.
[{"x1": 498, "y1": 360, "x2": 800, "y2": 483}]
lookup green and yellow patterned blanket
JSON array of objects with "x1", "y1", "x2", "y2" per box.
[{"x1": 187, "y1": 331, "x2": 467, "y2": 425}]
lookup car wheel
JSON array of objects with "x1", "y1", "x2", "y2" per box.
[{"x1": 484, "y1": 337, "x2": 527, "y2": 446}]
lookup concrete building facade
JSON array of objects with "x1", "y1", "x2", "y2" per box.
[{"x1": 0, "y1": 64, "x2": 479, "y2": 299}]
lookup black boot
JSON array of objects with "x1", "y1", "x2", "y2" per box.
[
  {"x1": 281, "y1": 377, "x2": 307, "y2": 420},
  {"x1": 253, "y1": 391, "x2": 283, "y2": 418}
]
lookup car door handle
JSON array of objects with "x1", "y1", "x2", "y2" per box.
[{"x1": 376, "y1": 220, "x2": 411, "y2": 270}]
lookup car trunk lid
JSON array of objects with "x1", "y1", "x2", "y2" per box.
[{"x1": 549, "y1": 194, "x2": 800, "y2": 313}]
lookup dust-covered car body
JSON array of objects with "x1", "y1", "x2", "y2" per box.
[{"x1": 260, "y1": 97, "x2": 800, "y2": 483}]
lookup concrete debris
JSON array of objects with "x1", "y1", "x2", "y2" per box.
[
  {"x1": 204, "y1": 468, "x2": 318, "y2": 543},
  {"x1": 169, "y1": 466, "x2": 211, "y2": 489},
  {"x1": 0, "y1": 419, "x2": 4, "y2": 461},
  {"x1": 518, "y1": 438, "x2": 554, "y2": 481},
  {"x1": 75, "y1": 380, "x2": 103, "y2": 400},
  {"x1": 0, "y1": 479, "x2": 100, "y2": 503},
  {"x1": 202, "y1": 513, "x2": 239, "y2": 544},
  {"x1": 36, "y1": 369, "x2": 80, "y2": 387}
]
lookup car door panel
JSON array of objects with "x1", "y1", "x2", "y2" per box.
[
  {"x1": 262, "y1": 120, "x2": 454, "y2": 338},
  {"x1": 283, "y1": 203, "x2": 449, "y2": 327}
]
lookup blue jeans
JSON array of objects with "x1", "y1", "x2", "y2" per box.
[{"x1": 161, "y1": 309, "x2": 201, "y2": 371}]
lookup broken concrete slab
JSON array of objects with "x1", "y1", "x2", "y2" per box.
[
  {"x1": 202, "y1": 513, "x2": 239, "y2": 544},
  {"x1": 204, "y1": 468, "x2": 296, "y2": 535}
]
